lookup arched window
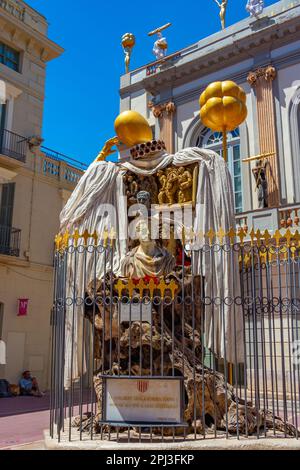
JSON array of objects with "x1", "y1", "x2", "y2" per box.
[{"x1": 197, "y1": 128, "x2": 243, "y2": 213}]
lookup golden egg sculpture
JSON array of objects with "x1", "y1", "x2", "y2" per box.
[
  {"x1": 114, "y1": 110, "x2": 153, "y2": 147},
  {"x1": 199, "y1": 81, "x2": 247, "y2": 161},
  {"x1": 200, "y1": 81, "x2": 247, "y2": 131}
]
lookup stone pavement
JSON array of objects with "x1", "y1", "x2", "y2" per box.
[{"x1": 0, "y1": 394, "x2": 50, "y2": 450}]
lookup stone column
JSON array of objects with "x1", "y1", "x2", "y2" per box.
[
  {"x1": 247, "y1": 66, "x2": 279, "y2": 207},
  {"x1": 148, "y1": 101, "x2": 176, "y2": 153}
]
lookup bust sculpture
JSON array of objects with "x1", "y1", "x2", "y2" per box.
[{"x1": 120, "y1": 218, "x2": 176, "y2": 278}]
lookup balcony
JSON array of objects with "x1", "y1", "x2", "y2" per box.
[
  {"x1": 39, "y1": 146, "x2": 87, "y2": 188},
  {"x1": 235, "y1": 203, "x2": 300, "y2": 233},
  {"x1": 0, "y1": 129, "x2": 27, "y2": 165},
  {"x1": 0, "y1": 224, "x2": 21, "y2": 257}
]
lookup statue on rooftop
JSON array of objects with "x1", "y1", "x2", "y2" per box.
[
  {"x1": 213, "y1": 0, "x2": 228, "y2": 30},
  {"x1": 148, "y1": 23, "x2": 171, "y2": 61},
  {"x1": 246, "y1": 0, "x2": 264, "y2": 18}
]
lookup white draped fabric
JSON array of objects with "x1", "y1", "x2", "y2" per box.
[{"x1": 60, "y1": 148, "x2": 244, "y2": 387}]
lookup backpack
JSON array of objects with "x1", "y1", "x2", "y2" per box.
[{"x1": 0, "y1": 379, "x2": 12, "y2": 398}]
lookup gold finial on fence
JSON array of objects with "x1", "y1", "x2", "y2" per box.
[
  {"x1": 237, "y1": 227, "x2": 246, "y2": 246},
  {"x1": 217, "y1": 227, "x2": 226, "y2": 245},
  {"x1": 207, "y1": 228, "x2": 215, "y2": 246},
  {"x1": 55, "y1": 233, "x2": 62, "y2": 251},
  {"x1": 73, "y1": 229, "x2": 80, "y2": 247},
  {"x1": 168, "y1": 279, "x2": 178, "y2": 300},
  {"x1": 227, "y1": 227, "x2": 236, "y2": 245},
  {"x1": 274, "y1": 229, "x2": 281, "y2": 247},
  {"x1": 115, "y1": 279, "x2": 125, "y2": 299},
  {"x1": 82, "y1": 229, "x2": 89, "y2": 246},
  {"x1": 148, "y1": 279, "x2": 156, "y2": 300}
]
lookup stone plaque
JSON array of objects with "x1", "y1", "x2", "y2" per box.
[
  {"x1": 104, "y1": 378, "x2": 183, "y2": 424},
  {"x1": 120, "y1": 301, "x2": 152, "y2": 323}
]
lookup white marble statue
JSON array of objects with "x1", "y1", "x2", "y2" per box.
[
  {"x1": 246, "y1": 0, "x2": 264, "y2": 18},
  {"x1": 153, "y1": 32, "x2": 168, "y2": 60}
]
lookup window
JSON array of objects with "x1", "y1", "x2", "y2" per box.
[
  {"x1": 197, "y1": 128, "x2": 243, "y2": 213},
  {"x1": 0, "y1": 42, "x2": 20, "y2": 72}
]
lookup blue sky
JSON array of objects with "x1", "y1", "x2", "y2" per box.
[{"x1": 27, "y1": 0, "x2": 279, "y2": 165}]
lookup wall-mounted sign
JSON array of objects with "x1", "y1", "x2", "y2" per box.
[
  {"x1": 103, "y1": 377, "x2": 184, "y2": 425},
  {"x1": 18, "y1": 299, "x2": 29, "y2": 317}
]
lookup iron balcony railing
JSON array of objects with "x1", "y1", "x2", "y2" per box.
[
  {"x1": 0, "y1": 225, "x2": 21, "y2": 257},
  {"x1": 0, "y1": 129, "x2": 27, "y2": 163},
  {"x1": 41, "y1": 146, "x2": 88, "y2": 171}
]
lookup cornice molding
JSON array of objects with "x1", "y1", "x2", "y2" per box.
[
  {"x1": 120, "y1": 7, "x2": 300, "y2": 97},
  {"x1": 0, "y1": 9, "x2": 64, "y2": 61}
]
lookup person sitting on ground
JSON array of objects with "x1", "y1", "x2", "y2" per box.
[{"x1": 19, "y1": 370, "x2": 44, "y2": 397}]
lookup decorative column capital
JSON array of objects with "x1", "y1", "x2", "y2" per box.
[
  {"x1": 148, "y1": 101, "x2": 176, "y2": 118},
  {"x1": 247, "y1": 65, "x2": 277, "y2": 87}
]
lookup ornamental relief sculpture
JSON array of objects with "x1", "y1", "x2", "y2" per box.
[
  {"x1": 148, "y1": 101, "x2": 176, "y2": 118},
  {"x1": 247, "y1": 65, "x2": 277, "y2": 86},
  {"x1": 123, "y1": 164, "x2": 197, "y2": 207}
]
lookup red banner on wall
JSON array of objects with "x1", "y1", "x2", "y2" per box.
[{"x1": 18, "y1": 299, "x2": 29, "y2": 317}]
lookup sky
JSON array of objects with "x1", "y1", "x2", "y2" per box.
[{"x1": 26, "y1": 0, "x2": 280, "y2": 165}]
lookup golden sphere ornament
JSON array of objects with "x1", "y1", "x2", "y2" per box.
[
  {"x1": 114, "y1": 110, "x2": 153, "y2": 148},
  {"x1": 121, "y1": 32, "x2": 136, "y2": 49},
  {"x1": 199, "y1": 81, "x2": 247, "y2": 162}
]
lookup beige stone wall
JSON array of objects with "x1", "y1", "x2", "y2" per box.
[{"x1": 0, "y1": 2, "x2": 78, "y2": 389}]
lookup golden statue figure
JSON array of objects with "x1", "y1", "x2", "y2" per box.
[
  {"x1": 178, "y1": 167, "x2": 193, "y2": 204},
  {"x1": 121, "y1": 33, "x2": 136, "y2": 74},
  {"x1": 213, "y1": 0, "x2": 228, "y2": 30},
  {"x1": 95, "y1": 137, "x2": 119, "y2": 162},
  {"x1": 166, "y1": 167, "x2": 179, "y2": 205}
]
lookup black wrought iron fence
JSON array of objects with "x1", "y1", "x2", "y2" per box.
[
  {"x1": 0, "y1": 129, "x2": 27, "y2": 162},
  {"x1": 50, "y1": 229, "x2": 300, "y2": 443}
]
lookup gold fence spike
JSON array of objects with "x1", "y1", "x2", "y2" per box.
[
  {"x1": 103, "y1": 227, "x2": 109, "y2": 248},
  {"x1": 227, "y1": 227, "x2": 236, "y2": 245},
  {"x1": 249, "y1": 228, "x2": 255, "y2": 246},
  {"x1": 92, "y1": 231, "x2": 98, "y2": 246},
  {"x1": 115, "y1": 279, "x2": 125, "y2": 299},
  {"x1": 274, "y1": 229, "x2": 281, "y2": 247},
  {"x1": 168, "y1": 279, "x2": 178, "y2": 300},
  {"x1": 158, "y1": 279, "x2": 167, "y2": 298},
  {"x1": 237, "y1": 227, "x2": 246, "y2": 246},
  {"x1": 137, "y1": 279, "x2": 144, "y2": 300},
  {"x1": 127, "y1": 278, "x2": 135, "y2": 299},
  {"x1": 217, "y1": 227, "x2": 226, "y2": 245},
  {"x1": 82, "y1": 229, "x2": 89, "y2": 246},
  {"x1": 148, "y1": 278, "x2": 156, "y2": 300},
  {"x1": 73, "y1": 229, "x2": 80, "y2": 247},
  {"x1": 255, "y1": 229, "x2": 262, "y2": 247},
  {"x1": 285, "y1": 228, "x2": 292, "y2": 247},
  {"x1": 62, "y1": 230, "x2": 70, "y2": 249},
  {"x1": 55, "y1": 234, "x2": 62, "y2": 251},
  {"x1": 263, "y1": 229, "x2": 271, "y2": 246},
  {"x1": 206, "y1": 228, "x2": 216, "y2": 246},
  {"x1": 294, "y1": 230, "x2": 300, "y2": 247}
]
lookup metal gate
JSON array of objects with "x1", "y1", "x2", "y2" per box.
[{"x1": 50, "y1": 228, "x2": 300, "y2": 443}]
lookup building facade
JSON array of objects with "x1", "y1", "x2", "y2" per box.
[
  {"x1": 0, "y1": 1, "x2": 85, "y2": 389},
  {"x1": 119, "y1": 0, "x2": 300, "y2": 232}
]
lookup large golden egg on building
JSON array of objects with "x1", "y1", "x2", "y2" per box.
[
  {"x1": 114, "y1": 110, "x2": 153, "y2": 147},
  {"x1": 200, "y1": 81, "x2": 247, "y2": 132}
]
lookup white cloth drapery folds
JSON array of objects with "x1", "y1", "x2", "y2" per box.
[{"x1": 60, "y1": 148, "x2": 244, "y2": 387}]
